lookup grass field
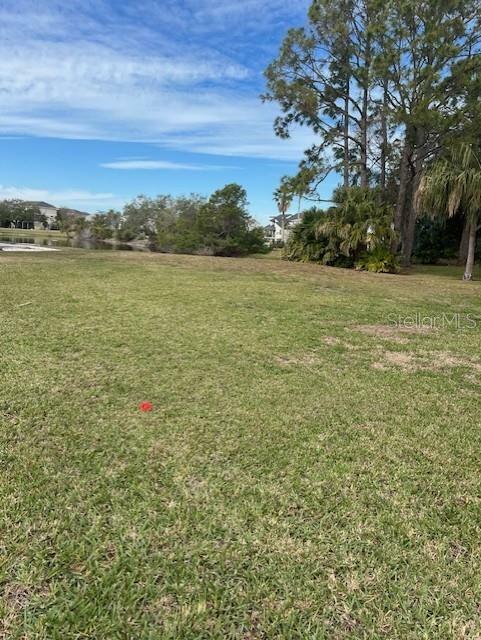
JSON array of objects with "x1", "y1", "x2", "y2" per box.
[
  {"x1": 1, "y1": 249, "x2": 481, "y2": 639},
  {"x1": 0, "y1": 228, "x2": 67, "y2": 239}
]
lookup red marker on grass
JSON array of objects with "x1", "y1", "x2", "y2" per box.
[{"x1": 139, "y1": 401, "x2": 153, "y2": 412}]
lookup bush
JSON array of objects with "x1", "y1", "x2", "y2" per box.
[
  {"x1": 285, "y1": 188, "x2": 397, "y2": 271},
  {"x1": 355, "y1": 247, "x2": 400, "y2": 273},
  {"x1": 116, "y1": 227, "x2": 137, "y2": 242},
  {"x1": 319, "y1": 187, "x2": 396, "y2": 262},
  {"x1": 284, "y1": 208, "x2": 328, "y2": 262}
]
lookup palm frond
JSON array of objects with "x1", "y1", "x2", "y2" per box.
[{"x1": 417, "y1": 143, "x2": 481, "y2": 226}]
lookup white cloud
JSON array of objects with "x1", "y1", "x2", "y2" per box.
[
  {"x1": 100, "y1": 160, "x2": 236, "y2": 170},
  {"x1": 148, "y1": 0, "x2": 308, "y2": 38},
  {"x1": 0, "y1": 0, "x2": 311, "y2": 161},
  {"x1": 0, "y1": 185, "x2": 123, "y2": 212},
  {"x1": 159, "y1": 123, "x2": 315, "y2": 161},
  {"x1": 0, "y1": 42, "x2": 248, "y2": 90}
]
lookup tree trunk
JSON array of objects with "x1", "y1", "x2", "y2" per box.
[
  {"x1": 401, "y1": 182, "x2": 416, "y2": 266},
  {"x1": 360, "y1": 84, "x2": 368, "y2": 188},
  {"x1": 343, "y1": 85, "x2": 350, "y2": 189},
  {"x1": 380, "y1": 81, "x2": 388, "y2": 192},
  {"x1": 458, "y1": 217, "x2": 470, "y2": 265},
  {"x1": 393, "y1": 136, "x2": 412, "y2": 252},
  {"x1": 401, "y1": 126, "x2": 425, "y2": 266},
  {"x1": 463, "y1": 222, "x2": 477, "y2": 281},
  {"x1": 281, "y1": 213, "x2": 286, "y2": 244}
]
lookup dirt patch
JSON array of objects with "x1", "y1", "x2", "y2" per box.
[
  {"x1": 353, "y1": 324, "x2": 433, "y2": 343},
  {"x1": 384, "y1": 351, "x2": 418, "y2": 370},
  {"x1": 323, "y1": 336, "x2": 342, "y2": 346},
  {"x1": 145, "y1": 594, "x2": 178, "y2": 616},
  {"x1": 275, "y1": 353, "x2": 322, "y2": 367},
  {"x1": 464, "y1": 373, "x2": 481, "y2": 385},
  {"x1": 3, "y1": 584, "x2": 30, "y2": 610},
  {"x1": 352, "y1": 421, "x2": 380, "y2": 431},
  {"x1": 373, "y1": 349, "x2": 481, "y2": 375},
  {"x1": 372, "y1": 351, "x2": 418, "y2": 371},
  {"x1": 322, "y1": 336, "x2": 360, "y2": 351},
  {"x1": 0, "y1": 584, "x2": 32, "y2": 639},
  {"x1": 431, "y1": 352, "x2": 481, "y2": 373}
]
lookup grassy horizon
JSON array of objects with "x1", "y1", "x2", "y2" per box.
[{"x1": 2, "y1": 250, "x2": 481, "y2": 638}]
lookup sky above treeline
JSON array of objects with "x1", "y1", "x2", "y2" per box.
[{"x1": 0, "y1": 0, "x2": 339, "y2": 221}]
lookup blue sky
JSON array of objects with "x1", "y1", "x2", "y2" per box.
[{"x1": 0, "y1": 0, "x2": 337, "y2": 222}]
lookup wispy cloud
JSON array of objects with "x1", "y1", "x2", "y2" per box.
[
  {"x1": 101, "y1": 159, "x2": 236, "y2": 170},
  {"x1": 0, "y1": 0, "x2": 310, "y2": 160},
  {"x1": 0, "y1": 185, "x2": 122, "y2": 212}
]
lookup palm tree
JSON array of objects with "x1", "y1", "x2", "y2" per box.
[
  {"x1": 317, "y1": 187, "x2": 396, "y2": 262},
  {"x1": 273, "y1": 178, "x2": 293, "y2": 244},
  {"x1": 292, "y1": 168, "x2": 314, "y2": 220},
  {"x1": 416, "y1": 144, "x2": 481, "y2": 281}
]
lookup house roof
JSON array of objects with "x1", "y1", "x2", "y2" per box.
[
  {"x1": 22, "y1": 202, "x2": 88, "y2": 216},
  {"x1": 25, "y1": 201, "x2": 57, "y2": 209},
  {"x1": 270, "y1": 213, "x2": 303, "y2": 226}
]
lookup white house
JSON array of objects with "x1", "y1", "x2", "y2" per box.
[
  {"x1": 28, "y1": 202, "x2": 59, "y2": 230},
  {"x1": 265, "y1": 213, "x2": 303, "y2": 244},
  {"x1": 1, "y1": 200, "x2": 88, "y2": 230}
]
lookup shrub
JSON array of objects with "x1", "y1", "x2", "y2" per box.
[
  {"x1": 284, "y1": 208, "x2": 328, "y2": 262},
  {"x1": 116, "y1": 227, "x2": 137, "y2": 243},
  {"x1": 285, "y1": 189, "x2": 397, "y2": 270},
  {"x1": 318, "y1": 187, "x2": 396, "y2": 262},
  {"x1": 355, "y1": 247, "x2": 400, "y2": 273}
]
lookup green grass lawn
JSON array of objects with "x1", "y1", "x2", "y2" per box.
[
  {"x1": 0, "y1": 228, "x2": 67, "y2": 238},
  {"x1": 1, "y1": 250, "x2": 481, "y2": 639}
]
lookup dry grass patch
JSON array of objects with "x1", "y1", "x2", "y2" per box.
[
  {"x1": 0, "y1": 584, "x2": 46, "y2": 639},
  {"x1": 373, "y1": 348, "x2": 481, "y2": 375},
  {"x1": 322, "y1": 336, "x2": 361, "y2": 351},
  {"x1": 275, "y1": 353, "x2": 322, "y2": 366},
  {"x1": 323, "y1": 336, "x2": 343, "y2": 346},
  {"x1": 431, "y1": 351, "x2": 481, "y2": 373},
  {"x1": 353, "y1": 323, "x2": 434, "y2": 343},
  {"x1": 373, "y1": 351, "x2": 418, "y2": 371}
]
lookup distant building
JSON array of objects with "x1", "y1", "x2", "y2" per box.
[
  {"x1": 265, "y1": 213, "x2": 303, "y2": 244},
  {"x1": 263, "y1": 223, "x2": 276, "y2": 244},
  {"x1": 7, "y1": 202, "x2": 89, "y2": 230},
  {"x1": 26, "y1": 202, "x2": 59, "y2": 230}
]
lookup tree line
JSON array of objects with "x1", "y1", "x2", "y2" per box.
[
  {"x1": 0, "y1": 200, "x2": 47, "y2": 228},
  {"x1": 70, "y1": 184, "x2": 266, "y2": 257},
  {"x1": 0, "y1": 200, "x2": 88, "y2": 230},
  {"x1": 264, "y1": 0, "x2": 481, "y2": 278}
]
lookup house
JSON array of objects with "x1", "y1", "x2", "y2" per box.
[
  {"x1": 0, "y1": 200, "x2": 90, "y2": 230},
  {"x1": 265, "y1": 213, "x2": 303, "y2": 244},
  {"x1": 8, "y1": 202, "x2": 88, "y2": 230},
  {"x1": 263, "y1": 223, "x2": 276, "y2": 244},
  {"x1": 0, "y1": 201, "x2": 58, "y2": 230},
  {"x1": 26, "y1": 202, "x2": 59, "y2": 230}
]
